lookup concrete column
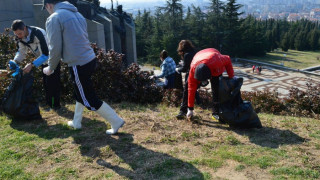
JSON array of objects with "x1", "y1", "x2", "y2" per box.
[
  {"x1": 108, "y1": 15, "x2": 121, "y2": 53},
  {"x1": 86, "y1": 19, "x2": 106, "y2": 49},
  {"x1": 125, "y1": 22, "x2": 137, "y2": 65},
  {"x1": 96, "y1": 14, "x2": 114, "y2": 50},
  {"x1": 0, "y1": 0, "x2": 35, "y2": 31},
  {"x1": 34, "y1": 4, "x2": 105, "y2": 49},
  {"x1": 33, "y1": 4, "x2": 49, "y2": 29}
]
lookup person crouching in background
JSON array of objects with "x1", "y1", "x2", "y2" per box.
[{"x1": 151, "y1": 50, "x2": 176, "y2": 89}]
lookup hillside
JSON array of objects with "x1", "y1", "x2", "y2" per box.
[{"x1": 0, "y1": 103, "x2": 319, "y2": 179}]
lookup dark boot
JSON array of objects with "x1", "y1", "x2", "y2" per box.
[{"x1": 176, "y1": 111, "x2": 186, "y2": 119}]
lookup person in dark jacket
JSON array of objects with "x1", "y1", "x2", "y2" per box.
[
  {"x1": 175, "y1": 40, "x2": 197, "y2": 119},
  {"x1": 11, "y1": 19, "x2": 61, "y2": 110}
]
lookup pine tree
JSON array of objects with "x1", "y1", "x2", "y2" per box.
[
  {"x1": 265, "y1": 30, "x2": 273, "y2": 52},
  {"x1": 295, "y1": 31, "x2": 307, "y2": 51},
  {"x1": 146, "y1": 9, "x2": 164, "y2": 64},
  {"x1": 135, "y1": 9, "x2": 154, "y2": 61},
  {"x1": 206, "y1": 0, "x2": 225, "y2": 49},
  {"x1": 280, "y1": 32, "x2": 290, "y2": 52},
  {"x1": 184, "y1": 5, "x2": 206, "y2": 49},
  {"x1": 222, "y1": 0, "x2": 243, "y2": 56},
  {"x1": 309, "y1": 29, "x2": 320, "y2": 51},
  {"x1": 239, "y1": 16, "x2": 266, "y2": 56},
  {"x1": 160, "y1": 0, "x2": 183, "y2": 37}
]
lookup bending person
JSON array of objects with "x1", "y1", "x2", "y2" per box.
[
  {"x1": 187, "y1": 48, "x2": 235, "y2": 121},
  {"x1": 11, "y1": 19, "x2": 61, "y2": 110}
]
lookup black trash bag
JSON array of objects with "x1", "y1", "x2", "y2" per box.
[
  {"x1": 1, "y1": 70, "x2": 41, "y2": 120},
  {"x1": 218, "y1": 76, "x2": 262, "y2": 129}
]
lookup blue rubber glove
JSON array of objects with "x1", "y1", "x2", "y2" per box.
[
  {"x1": 8, "y1": 60, "x2": 20, "y2": 77},
  {"x1": 33, "y1": 54, "x2": 48, "y2": 67}
]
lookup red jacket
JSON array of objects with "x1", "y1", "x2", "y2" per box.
[{"x1": 188, "y1": 48, "x2": 234, "y2": 108}]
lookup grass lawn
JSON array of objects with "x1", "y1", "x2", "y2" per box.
[
  {"x1": 0, "y1": 102, "x2": 319, "y2": 179},
  {"x1": 248, "y1": 49, "x2": 320, "y2": 69}
]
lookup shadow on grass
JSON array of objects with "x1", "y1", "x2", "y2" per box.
[
  {"x1": 234, "y1": 127, "x2": 306, "y2": 149},
  {"x1": 195, "y1": 117, "x2": 306, "y2": 149},
  {"x1": 9, "y1": 115, "x2": 204, "y2": 179},
  {"x1": 94, "y1": 132, "x2": 204, "y2": 179}
]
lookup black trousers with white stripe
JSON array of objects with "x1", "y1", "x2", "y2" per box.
[
  {"x1": 69, "y1": 58, "x2": 103, "y2": 111},
  {"x1": 42, "y1": 63, "x2": 61, "y2": 108}
]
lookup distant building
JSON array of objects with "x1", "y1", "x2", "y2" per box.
[
  {"x1": 268, "y1": 13, "x2": 280, "y2": 19},
  {"x1": 287, "y1": 13, "x2": 301, "y2": 21},
  {"x1": 279, "y1": 12, "x2": 289, "y2": 19},
  {"x1": 310, "y1": 8, "x2": 320, "y2": 18}
]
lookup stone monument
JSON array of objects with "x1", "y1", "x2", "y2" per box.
[{"x1": 0, "y1": 0, "x2": 137, "y2": 66}]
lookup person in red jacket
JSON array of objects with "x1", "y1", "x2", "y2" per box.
[{"x1": 186, "y1": 48, "x2": 235, "y2": 120}]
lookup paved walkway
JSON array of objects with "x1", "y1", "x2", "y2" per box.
[
  {"x1": 142, "y1": 63, "x2": 320, "y2": 97},
  {"x1": 233, "y1": 63, "x2": 320, "y2": 97}
]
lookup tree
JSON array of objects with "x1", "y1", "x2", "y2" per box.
[
  {"x1": 159, "y1": 0, "x2": 183, "y2": 37},
  {"x1": 184, "y1": 5, "x2": 206, "y2": 49},
  {"x1": 280, "y1": 32, "x2": 290, "y2": 52},
  {"x1": 309, "y1": 29, "x2": 320, "y2": 51},
  {"x1": 205, "y1": 0, "x2": 225, "y2": 49},
  {"x1": 295, "y1": 31, "x2": 307, "y2": 51},
  {"x1": 222, "y1": 0, "x2": 243, "y2": 56},
  {"x1": 239, "y1": 16, "x2": 266, "y2": 56},
  {"x1": 135, "y1": 9, "x2": 154, "y2": 61},
  {"x1": 271, "y1": 24, "x2": 280, "y2": 50},
  {"x1": 146, "y1": 9, "x2": 164, "y2": 64}
]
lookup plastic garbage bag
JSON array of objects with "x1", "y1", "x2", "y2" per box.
[
  {"x1": 218, "y1": 76, "x2": 262, "y2": 129},
  {"x1": 1, "y1": 62, "x2": 41, "y2": 120}
]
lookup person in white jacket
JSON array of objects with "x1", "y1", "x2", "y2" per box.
[
  {"x1": 43, "y1": 0, "x2": 125, "y2": 134},
  {"x1": 11, "y1": 19, "x2": 61, "y2": 110}
]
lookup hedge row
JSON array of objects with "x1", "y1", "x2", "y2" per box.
[
  {"x1": 163, "y1": 80, "x2": 320, "y2": 119},
  {"x1": 0, "y1": 30, "x2": 163, "y2": 105},
  {"x1": 1, "y1": 31, "x2": 319, "y2": 119}
]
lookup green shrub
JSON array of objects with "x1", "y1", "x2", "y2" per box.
[
  {"x1": 0, "y1": 31, "x2": 163, "y2": 105},
  {"x1": 0, "y1": 29, "x2": 16, "y2": 69},
  {"x1": 162, "y1": 89, "x2": 182, "y2": 107},
  {"x1": 242, "y1": 90, "x2": 287, "y2": 114}
]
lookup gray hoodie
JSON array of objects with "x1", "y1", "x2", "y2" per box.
[{"x1": 46, "y1": 1, "x2": 96, "y2": 70}]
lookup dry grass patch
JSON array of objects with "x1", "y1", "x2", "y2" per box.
[{"x1": 0, "y1": 102, "x2": 319, "y2": 179}]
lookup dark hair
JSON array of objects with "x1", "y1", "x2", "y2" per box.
[
  {"x1": 42, "y1": 0, "x2": 62, "y2": 10},
  {"x1": 194, "y1": 63, "x2": 211, "y2": 81},
  {"x1": 11, "y1": 20, "x2": 25, "y2": 31},
  {"x1": 177, "y1": 40, "x2": 195, "y2": 56},
  {"x1": 44, "y1": 0, "x2": 63, "y2": 5},
  {"x1": 52, "y1": 0, "x2": 63, "y2": 4},
  {"x1": 160, "y1": 50, "x2": 168, "y2": 59}
]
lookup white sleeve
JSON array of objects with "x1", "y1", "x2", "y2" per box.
[{"x1": 13, "y1": 42, "x2": 27, "y2": 63}]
